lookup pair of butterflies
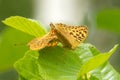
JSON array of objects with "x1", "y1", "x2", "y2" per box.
[{"x1": 28, "y1": 23, "x2": 88, "y2": 50}]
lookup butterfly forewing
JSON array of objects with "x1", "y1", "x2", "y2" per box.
[
  {"x1": 28, "y1": 27, "x2": 58, "y2": 50},
  {"x1": 67, "y1": 25, "x2": 88, "y2": 42},
  {"x1": 53, "y1": 23, "x2": 88, "y2": 49}
]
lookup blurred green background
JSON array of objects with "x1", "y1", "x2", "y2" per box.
[{"x1": 0, "y1": 0, "x2": 120, "y2": 80}]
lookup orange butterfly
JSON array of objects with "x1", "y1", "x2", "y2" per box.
[{"x1": 28, "y1": 23, "x2": 88, "y2": 50}]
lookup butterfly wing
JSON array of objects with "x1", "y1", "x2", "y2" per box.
[
  {"x1": 66, "y1": 25, "x2": 88, "y2": 43},
  {"x1": 50, "y1": 23, "x2": 74, "y2": 48},
  {"x1": 53, "y1": 23, "x2": 88, "y2": 49},
  {"x1": 28, "y1": 36, "x2": 47, "y2": 50},
  {"x1": 28, "y1": 27, "x2": 58, "y2": 50}
]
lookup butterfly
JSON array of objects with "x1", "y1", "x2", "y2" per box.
[{"x1": 28, "y1": 23, "x2": 88, "y2": 50}]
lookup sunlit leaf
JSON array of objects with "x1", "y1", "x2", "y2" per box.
[
  {"x1": 0, "y1": 28, "x2": 32, "y2": 71},
  {"x1": 14, "y1": 44, "x2": 120, "y2": 80},
  {"x1": 2, "y1": 16, "x2": 46, "y2": 37},
  {"x1": 77, "y1": 44, "x2": 118, "y2": 79}
]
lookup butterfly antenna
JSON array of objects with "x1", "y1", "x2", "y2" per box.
[
  {"x1": 14, "y1": 42, "x2": 27, "y2": 46},
  {"x1": 50, "y1": 22, "x2": 55, "y2": 28}
]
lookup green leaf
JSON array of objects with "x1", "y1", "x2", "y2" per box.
[
  {"x1": 90, "y1": 62, "x2": 120, "y2": 80},
  {"x1": 77, "y1": 44, "x2": 118, "y2": 79},
  {"x1": 0, "y1": 28, "x2": 33, "y2": 71},
  {"x1": 14, "y1": 43, "x2": 120, "y2": 80},
  {"x1": 96, "y1": 9, "x2": 120, "y2": 33},
  {"x1": 2, "y1": 16, "x2": 46, "y2": 37},
  {"x1": 0, "y1": 16, "x2": 47, "y2": 71}
]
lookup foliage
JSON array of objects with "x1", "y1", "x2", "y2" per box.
[
  {"x1": 0, "y1": 16, "x2": 46, "y2": 71},
  {"x1": 2, "y1": 16, "x2": 46, "y2": 37},
  {"x1": 2, "y1": 16, "x2": 120, "y2": 80},
  {"x1": 97, "y1": 9, "x2": 120, "y2": 34}
]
